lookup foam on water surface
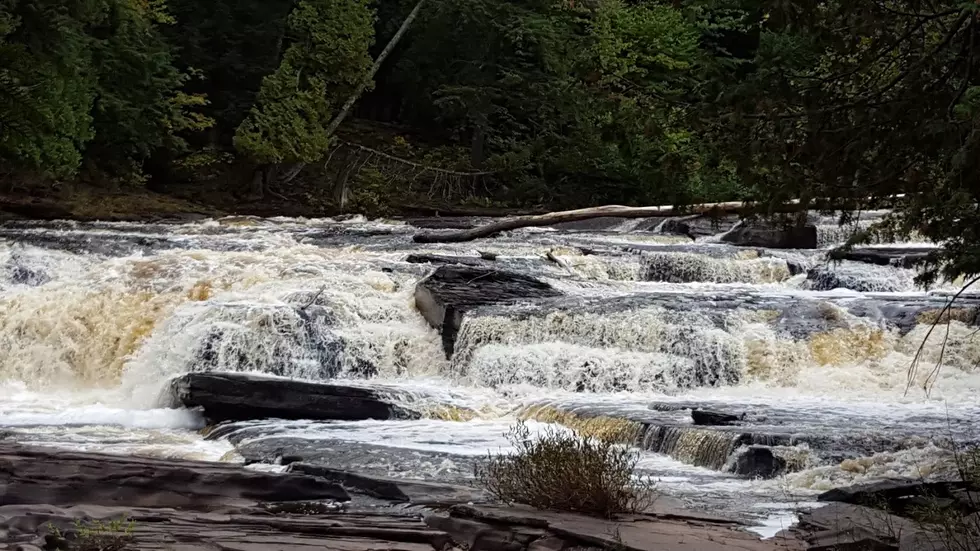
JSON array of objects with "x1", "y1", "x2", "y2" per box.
[{"x1": 0, "y1": 216, "x2": 977, "y2": 522}]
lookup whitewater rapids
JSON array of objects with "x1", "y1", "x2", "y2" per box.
[{"x1": 1, "y1": 215, "x2": 977, "y2": 530}]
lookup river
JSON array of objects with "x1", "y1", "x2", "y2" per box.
[{"x1": 1, "y1": 214, "x2": 977, "y2": 537}]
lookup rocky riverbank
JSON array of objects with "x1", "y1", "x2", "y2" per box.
[{"x1": 0, "y1": 443, "x2": 803, "y2": 551}]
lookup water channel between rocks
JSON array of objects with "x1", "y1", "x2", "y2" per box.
[{"x1": 1, "y1": 213, "x2": 978, "y2": 537}]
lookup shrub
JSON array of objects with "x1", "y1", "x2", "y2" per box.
[
  {"x1": 475, "y1": 421, "x2": 654, "y2": 517},
  {"x1": 905, "y1": 446, "x2": 980, "y2": 551}
]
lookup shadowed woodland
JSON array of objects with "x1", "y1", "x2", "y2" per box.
[{"x1": 2, "y1": 0, "x2": 980, "y2": 282}]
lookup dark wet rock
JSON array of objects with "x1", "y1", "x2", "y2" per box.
[
  {"x1": 169, "y1": 372, "x2": 419, "y2": 423},
  {"x1": 656, "y1": 218, "x2": 697, "y2": 239},
  {"x1": 0, "y1": 443, "x2": 349, "y2": 508},
  {"x1": 415, "y1": 265, "x2": 561, "y2": 357},
  {"x1": 721, "y1": 223, "x2": 818, "y2": 249},
  {"x1": 691, "y1": 409, "x2": 743, "y2": 426},
  {"x1": 804, "y1": 262, "x2": 913, "y2": 293},
  {"x1": 818, "y1": 479, "x2": 972, "y2": 511},
  {"x1": 832, "y1": 247, "x2": 934, "y2": 269},
  {"x1": 405, "y1": 253, "x2": 488, "y2": 266},
  {"x1": 731, "y1": 446, "x2": 786, "y2": 478}
]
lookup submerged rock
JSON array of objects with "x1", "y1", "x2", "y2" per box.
[
  {"x1": 169, "y1": 372, "x2": 419, "y2": 423},
  {"x1": 415, "y1": 265, "x2": 561, "y2": 357}
]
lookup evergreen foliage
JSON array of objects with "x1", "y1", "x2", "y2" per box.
[
  {"x1": 233, "y1": 0, "x2": 374, "y2": 163},
  {"x1": 1, "y1": 0, "x2": 979, "y2": 282}
]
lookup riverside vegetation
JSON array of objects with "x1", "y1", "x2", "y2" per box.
[
  {"x1": 475, "y1": 421, "x2": 655, "y2": 518},
  {"x1": 2, "y1": 1, "x2": 980, "y2": 284}
]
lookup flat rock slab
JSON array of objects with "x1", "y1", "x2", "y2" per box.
[
  {"x1": 414, "y1": 265, "x2": 561, "y2": 356},
  {"x1": 445, "y1": 504, "x2": 804, "y2": 551},
  {"x1": 169, "y1": 372, "x2": 419, "y2": 423},
  {"x1": 832, "y1": 247, "x2": 934, "y2": 268},
  {"x1": 796, "y1": 502, "x2": 927, "y2": 551},
  {"x1": 0, "y1": 504, "x2": 446, "y2": 551},
  {"x1": 0, "y1": 443, "x2": 349, "y2": 508}
]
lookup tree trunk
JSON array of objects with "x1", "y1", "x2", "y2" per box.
[
  {"x1": 412, "y1": 201, "x2": 790, "y2": 243},
  {"x1": 411, "y1": 196, "x2": 908, "y2": 243},
  {"x1": 279, "y1": 0, "x2": 429, "y2": 187}
]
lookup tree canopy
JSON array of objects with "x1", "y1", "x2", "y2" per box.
[{"x1": 1, "y1": 0, "x2": 979, "y2": 283}]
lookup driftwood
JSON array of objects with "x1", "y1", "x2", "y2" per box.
[{"x1": 412, "y1": 201, "x2": 784, "y2": 243}]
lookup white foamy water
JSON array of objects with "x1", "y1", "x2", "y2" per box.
[{"x1": 1, "y1": 215, "x2": 977, "y2": 525}]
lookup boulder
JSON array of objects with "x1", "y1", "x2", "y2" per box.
[
  {"x1": 414, "y1": 265, "x2": 561, "y2": 357},
  {"x1": 0, "y1": 443, "x2": 349, "y2": 508},
  {"x1": 656, "y1": 218, "x2": 697, "y2": 240},
  {"x1": 169, "y1": 372, "x2": 418, "y2": 423},
  {"x1": 731, "y1": 446, "x2": 786, "y2": 478},
  {"x1": 721, "y1": 223, "x2": 818, "y2": 249},
  {"x1": 691, "y1": 409, "x2": 743, "y2": 426}
]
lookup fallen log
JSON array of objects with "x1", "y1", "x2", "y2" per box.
[{"x1": 411, "y1": 202, "x2": 789, "y2": 243}]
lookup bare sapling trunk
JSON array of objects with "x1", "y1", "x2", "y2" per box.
[{"x1": 279, "y1": 0, "x2": 429, "y2": 187}]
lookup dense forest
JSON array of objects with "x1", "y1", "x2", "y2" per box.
[{"x1": 1, "y1": 0, "x2": 979, "y2": 281}]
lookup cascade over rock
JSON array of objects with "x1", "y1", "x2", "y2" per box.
[{"x1": 414, "y1": 265, "x2": 561, "y2": 357}]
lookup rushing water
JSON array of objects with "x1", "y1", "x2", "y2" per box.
[{"x1": 1, "y1": 214, "x2": 978, "y2": 533}]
